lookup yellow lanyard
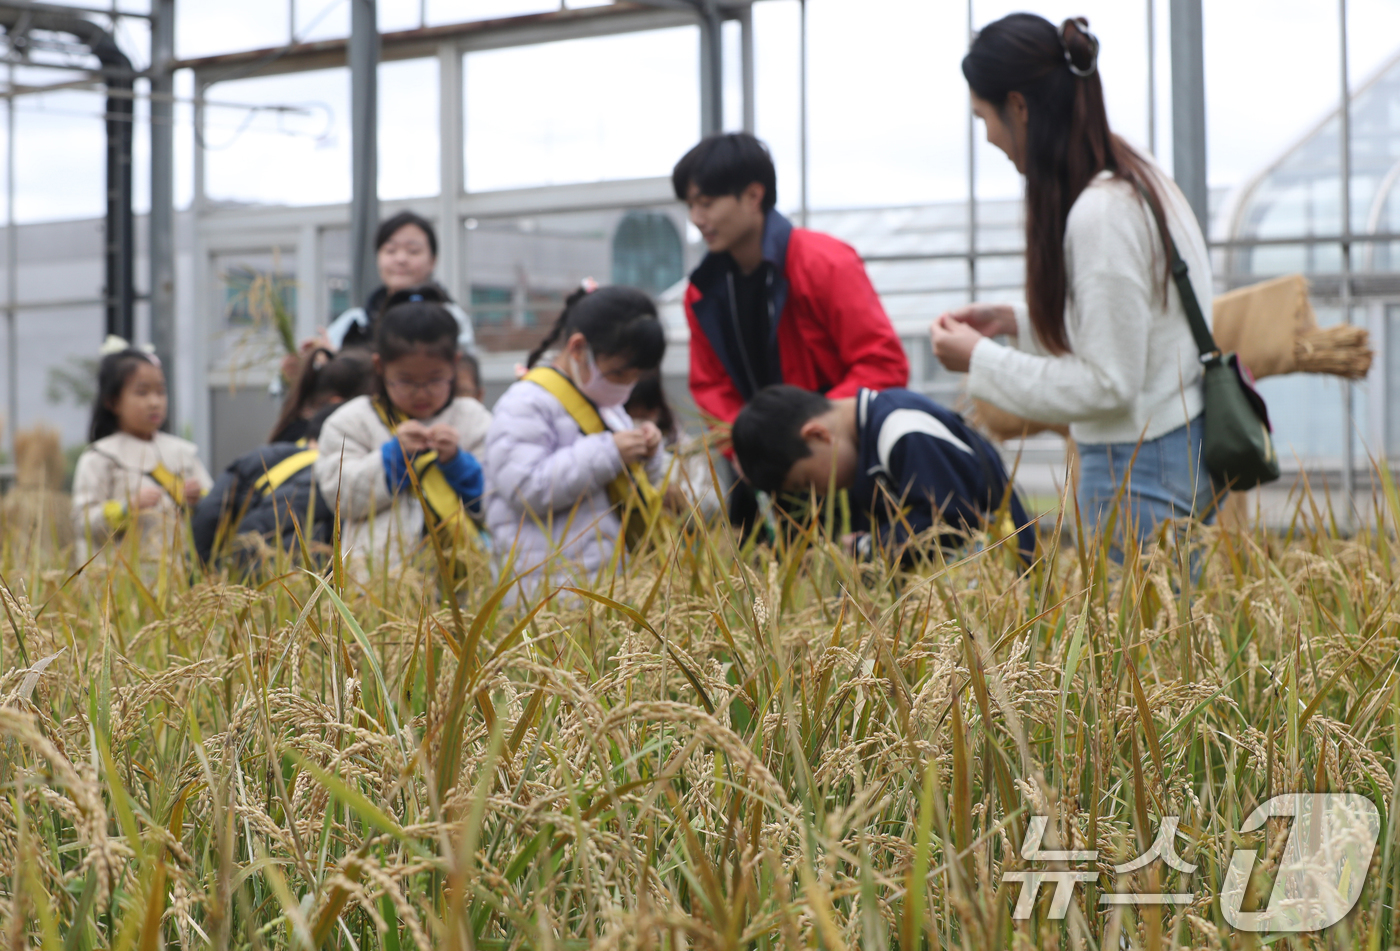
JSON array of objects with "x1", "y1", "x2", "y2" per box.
[
  {"x1": 252, "y1": 448, "x2": 319, "y2": 497},
  {"x1": 148, "y1": 462, "x2": 189, "y2": 505},
  {"x1": 372, "y1": 400, "x2": 482, "y2": 547},
  {"x1": 523, "y1": 367, "x2": 662, "y2": 549}
]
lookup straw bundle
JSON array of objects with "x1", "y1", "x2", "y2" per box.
[
  {"x1": 0, "y1": 424, "x2": 73, "y2": 555},
  {"x1": 1293, "y1": 323, "x2": 1373, "y2": 378},
  {"x1": 967, "y1": 273, "x2": 1373, "y2": 443}
]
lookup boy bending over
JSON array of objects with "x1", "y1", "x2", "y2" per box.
[{"x1": 731, "y1": 385, "x2": 1035, "y2": 562}]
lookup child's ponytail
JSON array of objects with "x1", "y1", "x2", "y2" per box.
[
  {"x1": 525, "y1": 285, "x2": 591, "y2": 369},
  {"x1": 525, "y1": 283, "x2": 665, "y2": 371}
]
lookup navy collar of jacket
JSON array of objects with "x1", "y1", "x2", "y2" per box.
[{"x1": 687, "y1": 209, "x2": 794, "y2": 402}]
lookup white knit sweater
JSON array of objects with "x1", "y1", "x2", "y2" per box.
[{"x1": 968, "y1": 165, "x2": 1212, "y2": 445}]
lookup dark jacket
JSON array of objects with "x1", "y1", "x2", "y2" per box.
[
  {"x1": 192, "y1": 442, "x2": 329, "y2": 566},
  {"x1": 325, "y1": 282, "x2": 476, "y2": 353},
  {"x1": 851, "y1": 388, "x2": 1035, "y2": 562},
  {"x1": 684, "y1": 209, "x2": 909, "y2": 425}
]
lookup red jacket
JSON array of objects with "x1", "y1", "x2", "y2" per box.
[{"x1": 684, "y1": 210, "x2": 909, "y2": 426}]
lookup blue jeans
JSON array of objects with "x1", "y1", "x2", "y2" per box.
[{"x1": 1076, "y1": 415, "x2": 1217, "y2": 551}]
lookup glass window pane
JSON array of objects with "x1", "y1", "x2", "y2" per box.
[
  {"x1": 205, "y1": 69, "x2": 350, "y2": 207},
  {"x1": 205, "y1": 58, "x2": 437, "y2": 207},
  {"x1": 464, "y1": 28, "x2": 699, "y2": 191}
]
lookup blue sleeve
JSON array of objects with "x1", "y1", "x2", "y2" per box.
[
  {"x1": 381, "y1": 438, "x2": 411, "y2": 493},
  {"x1": 872, "y1": 435, "x2": 951, "y2": 555},
  {"x1": 436, "y1": 450, "x2": 485, "y2": 516}
]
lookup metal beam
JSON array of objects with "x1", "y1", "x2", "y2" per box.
[
  {"x1": 178, "y1": 4, "x2": 714, "y2": 80},
  {"x1": 737, "y1": 5, "x2": 754, "y2": 132},
  {"x1": 149, "y1": 0, "x2": 175, "y2": 418},
  {"x1": 698, "y1": 0, "x2": 722, "y2": 135},
  {"x1": 0, "y1": 0, "x2": 150, "y2": 20},
  {"x1": 1339, "y1": 0, "x2": 1355, "y2": 526},
  {"x1": 438, "y1": 39, "x2": 463, "y2": 302},
  {"x1": 349, "y1": 0, "x2": 378, "y2": 307},
  {"x1": 1169, "y1": 0, "x2": 1208, "y2": 231}
]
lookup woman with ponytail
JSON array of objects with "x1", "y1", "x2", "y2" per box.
[
  {"x1": 930, "y1": 14, "x2": 1217, "y2": 546},
  {"x1": 483, "y1": 283, "x2": 668, "y2": 594}
]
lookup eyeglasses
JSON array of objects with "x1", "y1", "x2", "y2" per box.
[{"x1": 385, "y1": 376, "x2": 454, "y2": 396}]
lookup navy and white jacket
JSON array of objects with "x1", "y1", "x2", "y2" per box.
[{"x1": 851, "y1": 388, "x2": 1034, "y2": 561}]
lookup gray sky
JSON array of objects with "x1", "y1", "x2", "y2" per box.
[{"x1": 4, "y1": 0, "x2": 1400, "y2": 222}]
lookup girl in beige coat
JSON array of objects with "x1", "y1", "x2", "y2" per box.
[
  {"x1": 71, "y1": 346, "x2": 212, "y2": 562},
  {"x1": 315, "y1": 288, "x2": 490, "y2": 572}
]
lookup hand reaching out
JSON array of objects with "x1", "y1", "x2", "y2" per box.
[
  {"x1": 182, "y1": 478, "x2": 204, "y2": 505},
  {"x1": 427, "y1": 423, "x2": 460, "y2": 461},
  {"x1": 396, "y1": 420, "x2": 431, "y2": 454},
  {"x1": 636, "y1": 421, "x2": 663, "y2": 458},
  {"x1": 613, "y1": 429, "x2": 652, "y2": 465},
  {"x1": 929, "y1": 313, "x2": 988, "y2": 374},
  {"x1": 937, "y1": 302, "x2": 1018, "y2": 338}
]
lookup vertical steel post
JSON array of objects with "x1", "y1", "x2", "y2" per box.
[
  {"x1": 192, "y1": 75, "x2": 206, "y2": 214},
  {"x1": 1147, "y1": 0, "x2": 1156, "y2": 155},
  {"x1": 5, "y1": 64, "x2": 14, "y2": 460},
  {"x1": 1339, "y1": 0, "x2": 1355, "y2": 526},
  {"x1": 966, "y1": 0, "x2": 976, "y2": 302},
  {"x1": 150, "y1": 0, "x2": 176, "y2": 423},
  {"x1": 738, "y1": 5, "x2": 754, "y2": 133},
  {"x1": 798, "y1": 0, "x2": 808, "y2": 227},
  {"x1": 438, "y1": 40, "x2": 463, "y2": 302},
  {"x1": 1169, "y1": 0, "x2": 1207, "y2": 231},
  {"x1": 697, "y1": 0, "x2": 722, "y2": 135},
  {"x1": 349, "y1": 0, "x2": 379, "y2": 306}
]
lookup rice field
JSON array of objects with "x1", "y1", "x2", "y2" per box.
[{"x1": 0, "y1": 471, "x2": 1397, "y2": 951}]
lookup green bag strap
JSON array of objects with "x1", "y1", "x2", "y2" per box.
[{"x1": 1135, "y1": 183, "x2": 1220, "y2": 364}]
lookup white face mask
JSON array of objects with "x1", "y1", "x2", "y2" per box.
[{"x1": 573, "y1": 347, "x2": 635, "y2": 408}]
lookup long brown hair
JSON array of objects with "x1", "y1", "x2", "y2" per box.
[{"x1": 963, "y1": 14, "x2": 1173, "y2": 355}]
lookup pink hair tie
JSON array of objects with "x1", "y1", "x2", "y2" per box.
[{"x1": 580, "y1": 277, "x2": 599, "y2": 294}]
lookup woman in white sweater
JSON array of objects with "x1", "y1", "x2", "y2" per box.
[{"x1": 930, "y1": 14, "x2": 1217, "y2": 546}]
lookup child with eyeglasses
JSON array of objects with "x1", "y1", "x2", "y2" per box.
[{"x1": 315, "y1": 285, "x2": 491, "y2": 570}]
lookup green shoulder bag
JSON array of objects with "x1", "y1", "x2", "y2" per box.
[{"x1": 1153, "y1": 203, "x2": 1281, "y2": 490}]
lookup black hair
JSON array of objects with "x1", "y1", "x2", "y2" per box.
[
  {"x1": 525, "y1": 284, "x2": 665, "y2": 372},
  {"x1": 269, "y1": 347, "x2": 373, "y2": 442},
  {"x1": 624, "y1": 371, "x2": 676, "y2": 439},
  {"x1": 731, "y1": 385, "x2": 832, "y2": 494},
  {"x1": 457, "y1": 349, "x2": 481, "y2": 396},
  {"x1": 303, "y1": 403, "x2": 339, "y2": 442},
  {"x1": 672, "y1": 132, "x2": 777, "y2": 212},
  {"x1": 963, "y1": 14, "x2": 1170, "y2": 355},
  {"x1": 374, "y1": 283, "x2": 461, "y2": 411},
  {"x1": 88, "y1": 348, "x2": 159, "y2": 442},
  {"x1": 375, "y1": 210, "x2": 438, "y2": 258}
]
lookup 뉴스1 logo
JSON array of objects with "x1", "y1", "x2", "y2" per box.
[
  {"x1": 1004, "y1": 794, "x2": 1381, "y2": 934},
  {"x1": 1220, "y1": 794, "x2": 1380, "y2": 932}
]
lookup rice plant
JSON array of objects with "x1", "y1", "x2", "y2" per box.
[{"x1": 0, "y1": 470, "x2": 1396, "y2": 950}]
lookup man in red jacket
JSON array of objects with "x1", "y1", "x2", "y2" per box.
[{"x1": 672, "y1": 132, "x2": 909, "y2": 527}]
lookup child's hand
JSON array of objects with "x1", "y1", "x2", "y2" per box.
[
  {"x1": 840, "y1": 532, "x2": 870, "y2": 557},
  {"x1": 182, "y1": 478, "x2": 203, "y2": 505},
  {"x1": 427, "y1": 423, "x2": 460, "y2": 461},
  {"x1": 396, "y1": 420, "x2": 431, "y2": 454},
  {"x1": 637, "y1": 421, "x2": 663, "y2": 458},
  {"x1": 613, "y1": 429, "x2": 652, "y2": 465},
  {"x1": 663, "y1": 483, "x2": 689, "y2": 512},
  {"x1": 136, "y1": 485, "x2": 163, "y2": 510}
]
